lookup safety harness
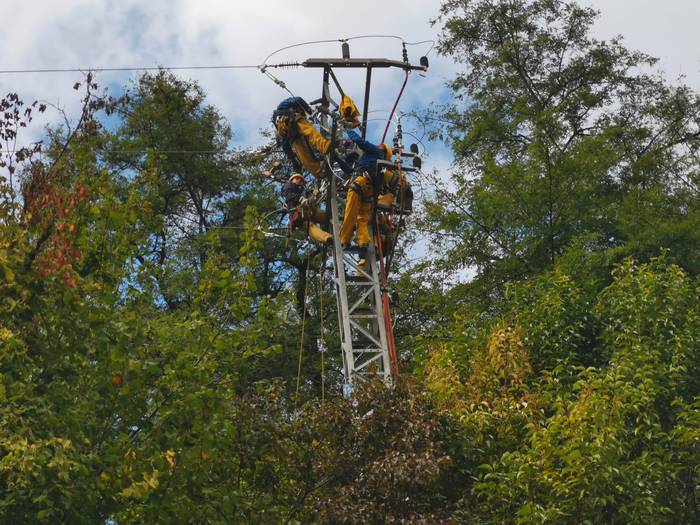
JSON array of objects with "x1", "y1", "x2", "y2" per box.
[
  {"x1": 349, "y1": 164, "x2": 403, "y2": 205},
  {"x1": 272, "y1": 97, "x2": 320, "y2": 174}
]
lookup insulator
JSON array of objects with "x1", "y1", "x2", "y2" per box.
[
  {"x1": 394, "y1": 122, "x2": 403, "y2": 150},
  {"x1": 342, "y1": 42, "x2": 350, "y2": 59},
  {"x1": 278, "y1": 61, "x2": 300, "y2": 69},
  {"x1": 402, "y1": 43, "x2": 409, "y2": 63}
]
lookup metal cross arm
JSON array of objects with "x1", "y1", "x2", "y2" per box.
[{"x1": 302, "y1": 58, "x2": 428, "y2": 72}]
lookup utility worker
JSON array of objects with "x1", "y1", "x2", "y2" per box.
[
  {"x1": 272, "y1": 96, "x2": 358, "y2": 178},
  {"x1": 273, "y1": 97, "x2": 330, "y2": 177},
  {"x1": 376, "y1": 167, "x2": 413, "y2": 215},
  {"x1": 282, "y1": 173, "x2": 332, "y2": 245},
  {"x1": 339, "y1": 130, "x2": 394, "y2": 252}
]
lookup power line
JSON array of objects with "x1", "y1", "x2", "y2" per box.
[
  {"x1": 0, "y1": 147, "x2": 235, "y2": 154},
  {"x1": 0, "y1": 64, "x2": 263, "y2": 75},
  {"x1": 0, "y1": 34, "x2": 435, "y2": 75}
]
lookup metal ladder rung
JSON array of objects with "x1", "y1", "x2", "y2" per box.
[
  {"x1": 349, "y1": 288, "x2": 375, "y2": 314},
  {"x1": 349, "y1": 320, "x2": 382, "y2": 348},
  {"x1": 355, "y1": 354, "x2": 384, "y2": 371},
  {"x1": 342, "y1": 260, "x2": 372, "y2": 281},
  {"x1": 345, "y1": 272, "x2": 373, "y2": 283}
]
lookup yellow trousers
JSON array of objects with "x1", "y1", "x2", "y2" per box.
[
  {"x1": 277, "y1": 116, "x2": 330, "y2": 177},
  {"x1": 291, "y1": 208, "x2": 332, "y2": 244},
  {"x1": 303, "y1": 208, "x2": 332, "y2": 244},
  {"x1": 340, "y1": 175, "x2": 373, "y2": 246},
  {"x1": 340, "y1": 167, "x2": 410, "y2": 245}
]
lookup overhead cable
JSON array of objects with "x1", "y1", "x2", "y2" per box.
[{"x1": 0, "y1": 64, "x2": 264, "y2": 75}]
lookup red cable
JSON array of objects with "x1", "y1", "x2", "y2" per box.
[
  {"x1": 381, "y1": 69, "x2": 409, "y2": 144},
  {"x1": 374, "y1": 68, "x2": 410, "y2": 376},
  {"x1": 375, "y1": 215, "x2": 399, "y2": 376}
]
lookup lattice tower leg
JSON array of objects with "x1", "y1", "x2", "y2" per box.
[{"x1": 328, "y1": 172, "x2": 392, "y2": 396}]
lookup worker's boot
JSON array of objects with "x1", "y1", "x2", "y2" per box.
[
  {"x1": 356, "y1": 258, "x2": 368, "y2": 276},
  {"x1": 355, "y1": 245, "x2": 368, "y2": 276}
]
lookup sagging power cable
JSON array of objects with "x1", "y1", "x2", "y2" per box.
[
  {"x1": 0, "y1": 64, "x2": 262, "y2": 75},
  {"x1": 262, "y1": 35, "x2": 435, "y2": 67}
]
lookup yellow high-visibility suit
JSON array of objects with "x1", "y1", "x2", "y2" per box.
[
  {"x1": 283, "y1": 174, "x2": 332, "y2": 245},
  {"x1": 339, "y1": 169, "x2": 401, "y2": 247},
  {"x1": 276, "y1": 115, "x2": 330, "y2": 177},
  {"x1": 339, "y1": 95, "x2": 360, "y2": 128},
  {"x1": 340, "y1": 174, "x2": 374, "y2": 246},
  {"x1": 376, "y1": 169, "x2": 412, "y2": 213}
]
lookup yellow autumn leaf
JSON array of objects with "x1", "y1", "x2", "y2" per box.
[
  {"x1": 144, "y1": 470, "x2": 159, "y2": 489},
  {"x1": 165, "y1": 449, "x2": 176, "y2": 468}
]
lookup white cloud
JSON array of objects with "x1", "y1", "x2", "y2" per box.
[
  {"x1": 585, "y1": 0, "x2": 700, "y2": 89},
  {"x1": 3, "y1": 0, "x2": 697, "y2": 285},
  {"x1": 1, "y1": 0, "x2": 448, "y2": 150},
  {"x1": 2, "y1": 0, "x2": 699, "y2": 166}
]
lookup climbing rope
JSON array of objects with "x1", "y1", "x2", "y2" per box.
[
  {"x1": 294, "y1": 253, "x2": 312, "y2": 411},
  {"x1": 318, "y1": 251, "x2": 326, "y2": 402}
]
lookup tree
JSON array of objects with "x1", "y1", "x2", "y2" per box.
[
  {"x1": 103, "y1": 71, "x2": 331, "y2": 396},
  {"x1": 0, "y1": 84, "x2": 295, "y2": 523},
  {"x1": 464, "y1": 258, "x2": 700, "y2": 523},
  {"x1": 105, "y1": 71, "x2": 273, "y2": 306},
  {"x1": 420, "y1": 0, "x2": 700, "y2": 308}
]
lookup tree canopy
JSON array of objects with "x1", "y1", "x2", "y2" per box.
[{"x1": 2, "y1": 1, "x2": 700, "y2": 523}]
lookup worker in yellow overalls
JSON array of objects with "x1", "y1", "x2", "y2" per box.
[
  {"x1": 339, "y1": 130, "x2": 394, "y2": 250},
  {"x1": 282, "y1": 173, "x2": 332, "y2": 245},
  {"x1": 273, "y1": 96, "x2": 359, "y2": 178}
]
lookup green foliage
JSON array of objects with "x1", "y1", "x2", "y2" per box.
[
  {"x1": 0, "y1": 80, "x2": 298, "y2": 523},
  {"x1": 423, "y1": 258, "x2": 700, "y2": 524},
  {"x1": 4, "y1": 1, "x2": 700, "y2": 522},
  {"x1": 507, "y1": 267, "x2": 600, "y2": 373},
  {"x1": 420, "y1": 0, "x2": 700, "y2": 306},
  {"x1": 306, "y1": 379, "x2": 462, "y2": 524}
]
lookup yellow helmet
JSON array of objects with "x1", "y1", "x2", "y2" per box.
[{"x1": 289, "y1": 173, "x2": 305, "y2": 183}]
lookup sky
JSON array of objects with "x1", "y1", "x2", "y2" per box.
[
  {"x1": 2, "y1": 0, "x2": 700, "y2": 167},
  {"x1": 0, "y1": 0, "x2": 449, "y2": 151},
  {"x1": 3, "y1": 0, "x2": 699, "y2": 286}
]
